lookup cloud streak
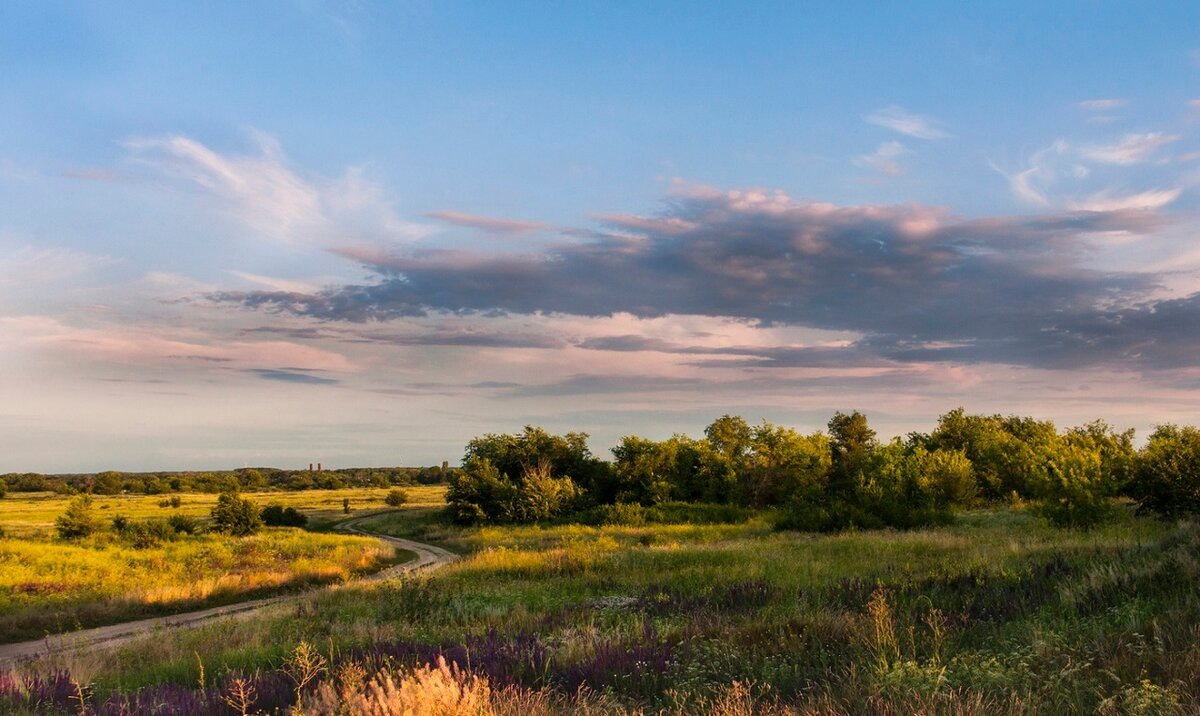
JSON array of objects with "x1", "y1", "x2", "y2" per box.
[
  {"x1": 427, "y1": 210, "x2": 549, "y2": 234},
  {"x1": 864, "y1": 106, "x2": 950, "y2": 139}
]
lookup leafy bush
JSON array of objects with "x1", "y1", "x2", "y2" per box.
[
  {"x1": 1030, "y1": 442, "x2": 1116, "y2": 528},
  {"x1": 210, "y1": 492, "x2": 262, "y2": 535},
  {"x1": 384, "y1": 488, "x2": 409, "y2": 507},
  {"x1": 167, "y1": 513, "x2": 200, "y2": 534},
  {"x1": 447, "y1": 458, "x2": 582, "y2": 524},
  {"x1": 582, "y1": 501, "x2": 647, "y2": 526},
  {"x1": 261, "y1": 504, "x2": 309, "y2": 527},
  {"x1": 119, "y1": 519, "x2": 177, "y2": 548},
  {"x1": 55, "y1": 494, "x2": 99, "y2": 540}
]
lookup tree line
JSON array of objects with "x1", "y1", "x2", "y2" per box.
[
  {"x1": 446, "y1": 409, "x2": 1200, "y2": 529},
  {"x1": 0, "y1": 464, "x2": 452, "y2": 497}
]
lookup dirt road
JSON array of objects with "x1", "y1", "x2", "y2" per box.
[{"x1": 0, "y1": 512, "x2": 457, "y2": 664}]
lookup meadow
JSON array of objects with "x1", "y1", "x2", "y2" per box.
[
  {"x1": 4, "y1": 495, "x2": 1197, "y2": 714},
  {"x1": 0, "y1": 487, "x2": 446, "y2": 643}
]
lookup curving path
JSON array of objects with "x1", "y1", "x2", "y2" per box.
[{"x1": 0, "y1": 512, "x2": 458, "y2": 664}]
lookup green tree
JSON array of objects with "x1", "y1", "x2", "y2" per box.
[
  {"x1": 1130, "y1": 424, "x2": 1200, "y2": 518},
  {"x1": 446, "y1": 458, "x2": 518, "y2": 524},
  {"x1": 827, "y1": 411, "x2": 877, "y2": 496},
  {"x1": 739, "y1": 422, "x2": 830, "y2": 508},
  {"x1": 210, "y1": 492, "x2": 262, "y2": 536},
  {"x1": 463, "y1": 426, "x2": 609, "y2": 499},
  {"x1": 0, "y1": 477, "x2": 7, "y2": 499},
  {"x1": 92, "y1": 471, "x2": 124, "y2": 495},
  {"x1": 705, "y1": 415, "x2": 753, "y2": 465},
  {"x1": 55, "y1": 494, "x2": 99, "y2": 540},
  {"x1": 610, "y1": 435, "x2": 677, "y2": 505}
]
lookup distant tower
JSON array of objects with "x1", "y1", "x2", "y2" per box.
[
  {"x1": 309, "y1": 463, "x2": 314, "y2": 472},
  {"x1": 318, "y1": 462, "x2": 322, "y2": 472}
]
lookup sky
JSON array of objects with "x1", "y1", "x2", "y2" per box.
[{"x1": 3, "y1": 1, "x2": 1200, "y2": 472}]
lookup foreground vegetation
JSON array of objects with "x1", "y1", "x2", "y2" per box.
[
  {"x1": 0, "y1": 488, "x2": 446, "y2": 643},
  {"x1": 4, "y1": 500, "x2": 1197, "y2": 714}
]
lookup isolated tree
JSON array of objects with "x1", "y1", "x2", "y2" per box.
[
  {"x1": 210, "y1": 492, "x2": 262, "y2": 536},
  {"x1": 55, "y1": 494, "x2": 99, "y2": 540},
  {"x1": 384, "y1": 488, "x2": 409, "y2": 507}
]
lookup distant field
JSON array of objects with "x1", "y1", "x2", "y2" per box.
[
  {"x1": 0, "y1": 487, "x2": 446, "y2": 643},
  {"x1": 0, "y1": 485, "x2": 447, "y2": 538},
  {"x1": 15, "y1": 502, "x2": 1198, "y2": 714}
]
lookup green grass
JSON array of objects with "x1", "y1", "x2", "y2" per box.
[{"x1": 8, "y1": 496, "x2": 1199, "y2": 714}]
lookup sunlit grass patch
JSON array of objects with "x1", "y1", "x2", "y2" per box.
[{"x1": 0, "y1": 528, "x2": 394, "y2": 643}]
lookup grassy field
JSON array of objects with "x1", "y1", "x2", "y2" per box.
[
  {"x1": 0, "y1": 487, "x2": 446, "y2": 644},
  {"x1": 5, "y1": 492, "x2": 1197, "y2": 714}
]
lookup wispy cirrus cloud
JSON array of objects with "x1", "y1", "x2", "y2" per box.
[
  {"x1": 996, "y1": 137, "x2": 1183, "y2": 210},
  {"x1": 864, "y1": 106, "x2": 950, "y2": 140},
  {"x1": 1067, "y1": 187, "x2": 1182, "y2": 212},
  {"x1": 427, "y1": 210, "x2": 549, "y2": 234},
  {"x1": 0, "y1": 246, "x2": 116, "y2": 287},
  {"x1": 853, "y1": 141, "x2": 908, "y2": 176},
  {"x1": 123, "y1": 131, "x2": 430, "y2": 244},
  {"x1": 1081, "y1": 132, "x2": 1180, "y2": 165}
]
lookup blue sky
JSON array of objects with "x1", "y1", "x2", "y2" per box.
[{"x1": 3, "y1": 2, "x2": 1200, "y2": 471}]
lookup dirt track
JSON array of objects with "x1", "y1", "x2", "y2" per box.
[{"x1": 0, "y1": 512, "x2": 458, "y2": 664}]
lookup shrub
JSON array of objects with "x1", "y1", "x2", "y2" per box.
[
  {"x1": 55, "y1": 494, "x2": 99, "y2": 540},
  {"x1": 210, "y1": 492, "x2": 262, "y2": 536},
  {"x1": 447, "y1": 458, "x2": 582, "y2": 524},
  {"x1": 167, "y1": 513, "x2": 201, "y2": 534},
  {"x1": 591, "y1": 502, "x2": 647, "y2": 526},
  {"x1": 0, "y1": 477, "x2": 6, "y2": 499},
  {"x1": 384, "y1": 488, "x2": 409, "y2": 507},
  {"x1": 261, "y1": 504, "x2": 308, "y2": 527},
  {"x1": 1030, "y1": 443, "x2": 1115, "y2": 528},
  {"x1": 121, "y1": 519, "x2": 177, "y2": 548}
]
